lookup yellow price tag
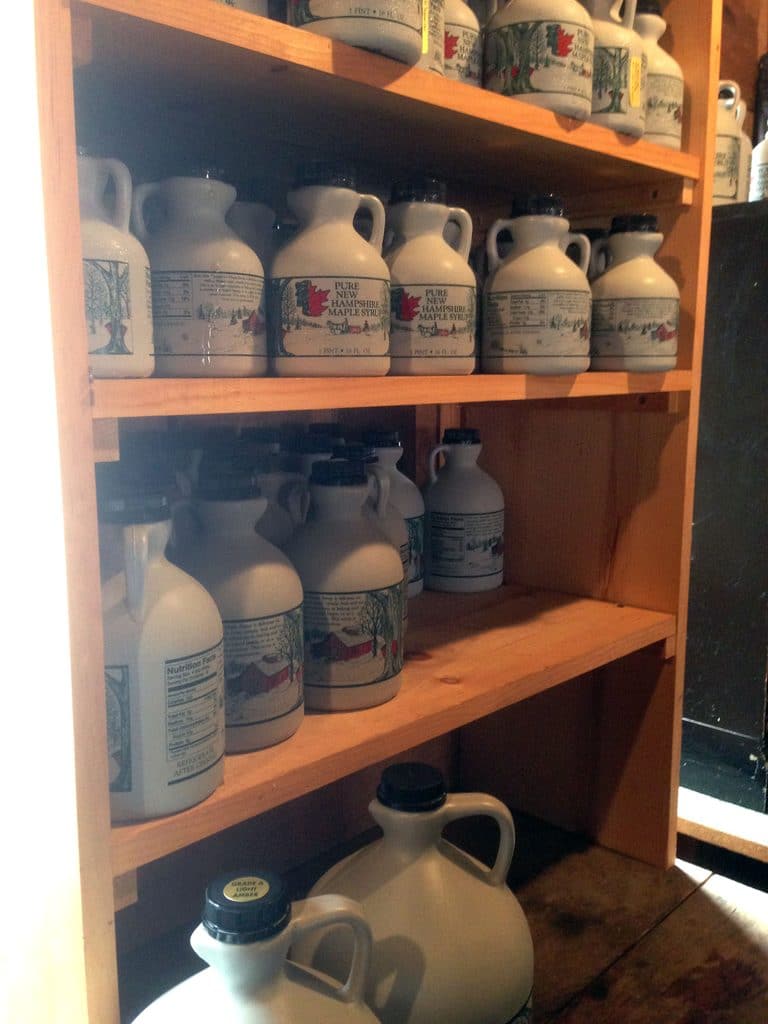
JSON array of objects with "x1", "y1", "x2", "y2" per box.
[
  {"x1": 629, "y1": 56, "x2": 643, "y2": 108},
  {"x1": 422, "y1": 0, "x2": 430, "y2": 55}
]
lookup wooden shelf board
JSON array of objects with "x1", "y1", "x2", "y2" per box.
[
  {"x1": 678, "y1": 787, "x2": 768, "y2": 864},
  {"x1": 110, "y1": 586, "x2": 675, "y2": 875},
  {"x1": 74, "y1": 0, "x2": 700, "y2": 194},
  {"x1": 91, "y1": 370, "x2": 693, "y2": 419}
]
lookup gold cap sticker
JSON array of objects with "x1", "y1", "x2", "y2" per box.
[{"x1": 223, "y1": 876, "x2": 270, "y2": 903}]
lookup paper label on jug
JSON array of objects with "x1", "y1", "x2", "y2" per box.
[
  {"x1": 151, "y1": 270, "x2": 266, "y2": 359},
  {"x1": 591, "y1": 297, "x2": 679, "y2": 358},
  {"x1": 628, "y1": 54, "x2": 645, "y2": 108},
  {"x1": 428, "y1": 509, "x2": 504, "y2": 580},
  {"x1": 165, "y1": 640, "x2": 225, "y2": 785},
  {"x1": 646, "y1": 74, "x2": 684, "y2": 140},
  {"x1": 484, "y1": 289, "x2": 591, "y2": 358},
  {"x1": 289, "y1": 0, "x2": 421, "y2": 36},
  {"x1": 303, "y1": 585, "x2": 404, "y2": 690},
  {"x1": 390, "y1": 284, "x2": 476, "y2": 358},
  {"x1": 714, "y1": 135, "x2": 741, "y2": 199},
  {"x1": 422, "y1": 0, "x2": 444, "y2": 70},
  {"x1": 105, "y1": 664, "x2": 131, "y2": 793},
  {"x1": 484, "y1": 21, "x2": 593, "y2": 102},
  {"x1": 270, "y1": 276, "x2": 390, "y2": 357},
  {"x1": 406, "y1": 513, "x2": 425, "y2": 585},
  {"x1": 444, "y1": 24, "x2": 482, "y2": 84},
  {"x1": 593, "y1": 46, "x2": 642, "y2": 116},
  {"x1": 84, "y1": 259, "x2": 142, "y2": 356},
  {"x1": 750, "y1": 161, "x2": 768, "y2": 200},
  {"x1": 223, "y1": 606, "x2": 304, "y2": 729}
]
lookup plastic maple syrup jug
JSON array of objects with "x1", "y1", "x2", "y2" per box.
[
  {"x1": 424, "y1": 427, "x2": 505, "y2": 592},
  {"x1": 288, "y1": 0, "x2": 422, "y2": 65},
  {"x1": 587, "y1": 0, "x2": 647, "y2": 137},
  {"x1": 292, "y1": 763, "x2": 535, "y2": 1024},
  {"x1": 78, "y1": 151, "x2": 154, "y2": 378},
  {"x1": 173, "y1": 456, "x2": 305, "y2": 754},
  {"x1": 443, "y1": 0, "x2": 482, "y2": 85},
  {"x1": 134, "y1": 869, "x2": 381, "y2": 1024},
  {"x1": 714, "y1": 80, "x2": 746, "y2": 205},
  {"x1": 269, "y1": 162, "x2": 391, "y2": 377},
  {"x1": 132, "y1": 170, "x2": 267, "y2": 376},
  {"x1": 483, "y1": 196, "x2": 591, "y2": 375},
  {"x1": 484, "y1": 0, "x2": 594, "y2": 120},
  {"x1": 363, "y1": 429, "x2": 426, "y2": 598},
  {"x1": 634, "y1": 0, "x2": 684, "y2": 150},
  {"x1": 386, "y1": 177, "x2": 476, "y2": 376},
  {"x1": 98, "y1": 466, "x2": 225, "y2": 822},
  {"x1": 283, "y1": 458, "x2": 404, "y2": 711},
  {"x1": 590, "y1": 214, "x2": 679, "y2": 371},
  {"x1": 417, "y1": 0, "x2": 446, "y2": 74}
]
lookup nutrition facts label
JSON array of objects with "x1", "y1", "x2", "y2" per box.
[{"x1": 165, "y1": 640, "x2": 224, "y2": 785}]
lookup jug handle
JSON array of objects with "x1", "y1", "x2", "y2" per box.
[
  {"x1": 610, "y1": 0, "x2": 635, "y2": 28},
  {"x1": 565, "y1": 232, "x2": 591, "y2": 275},
  {"x1": 718, "y1": 79, "x2": 741, "y2": 109},
  {"x1": 735, "y1": 99, "x2": 747, "y2": 130},
  {"x1": 592, "y1": 236, "x2": 611, "y2": 277},
  {"x1": 124, "y1": 524, "x2": 150, "y2": 622},
  {"x1": 447, "y1": 207, "x2": 473, "y2": 262},
  {"x1": 290, "y1": 895, "x2": 373, "y2": 1005},
  {"x1": 169, "y1": 497, "x2": 202, "y2": 553},
  {"x1": 367, "y1": 464, "x2": 391, "y2": 519},
  {"x1": 428, "y1": 443, "x2": 449, "y2": 484},
  {"x1": 486, "y1": 219, "x2": 512, "y2": 276},
  {"x1": 438, "y1": 792, "x2": 516, "y2": 887},
  {"x1": 282, "y1": 479, "x2": 310, "y2": 527},
  {"x1": 358, "y1": 193, "x2": 386, "y2": 253},
  {"x1": 102, "y1": 158, "x2": 132, "y2": 233},
  {"x1": 131, "y1": 181, "x2": 161, "y2": 244}
]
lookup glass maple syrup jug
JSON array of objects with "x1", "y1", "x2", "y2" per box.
[
  {"x1": 269, "y1": 162, "x2": 391, "y2": 377},
  {"x1": 132, "y1": 171, "x2": 267, "y2": 377},
  {"x1": 587, "y1": 0, "x2": 647, "y2": 137},
  {"x1": 78, "y1": 152, "x2": 154, "y2": 378},
  {"x1": 134, "y1": 869, "x2": 380, "y2": 1024},
  {"x1": 292, "y1": 763, "x2": 535, "y2": 1024}
]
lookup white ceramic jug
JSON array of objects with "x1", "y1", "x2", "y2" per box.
[
  {"x1": 363, "y1": 429, "x2": 426, "y2": 598},
  {"x1": 417, "y1": 0, "x2": 446, "y2": 74},
  {"x1": 588, "y1": 0, "x2": 647, "y2": 137},
  {"x1": 714, "y1": 80, "x2": 747, "y2": 205},
  {"x1": 226, "y1": 195, "x2": 277, "y2": 273},
  {"x1": 590, "y1": 213, "x2": 679, "y2": 371},
  {"x1": 386, "y1": 178, "x2": 476, "y2": 375},
  {"x1": 288, "y1": 0, "x2": 422, "y2": 66},
  {"x1": 132, "y1": 172, "x2": 267, "y2": 377},
  {"x1": 284, "y1": 458, "x2": 404, "y2": 711},
  {"x1": 634, "y1": 0, "x2": 684, "y2": 149},
  {"x1": 444, "y1": 0, "x2": 482, "y2": 85},
  {"x1": 484, "y1": 0, "x2": 595, "y2": 120},
  {"x1": 269, "y1": 163, "x2": 390, "y2": 377},
  {"x1": 173, "y1": 459, "x2": 305, "y2": 754},
  {"x1": 99, "y1": 469, "x2": 225, "y2": 822},
  {"x1": 424, "y1": 427, "x2": 505, "y2": 592},
  {"x1": 78, "y1": 153, "x2": 154, "y2": 378},
  {"x1": 293, "y1": 763, "x2": 535, "y2": 1024},
  {"x1": 134, "y1": 869, "x2": 380, "y2": 1024},
  {"x1": 483, "y1": 196, "x2": 591, "y2": 375}
]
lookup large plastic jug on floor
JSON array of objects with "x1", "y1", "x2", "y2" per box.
[
  {"x1": 133, "y1": 869, "x2": 381, "y2": 1024},
  {"x1": 292, "y1": 763, "x2": 534, "y2": 1024}
]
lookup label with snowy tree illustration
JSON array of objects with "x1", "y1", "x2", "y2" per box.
[
  {"x1": 302, "y1": 585, "x2": 404, "y2": 690},
  {"x1": 84, "y1": 259, "x2": 138, "y2": 356},
  {"x1": 151, "y1": 270, "x2": 265, "y2": 358},
  {"x1": 592, "y1": 46, "x2": 643, "y2": 116},
  {"x1": 288, "y1": 0, "x2": 421, "y2": 37},
  {"x1": 406, "y1": 513, "x2": 425, "y2": 585},
  {"x1": 591, "y1": 297, "x2": 679, "y2": 359},
  {"x1": 223, "y1": 606, "x2": 304, "y2": 730},
  {"x1": 391, "y1": 284, "x2": 476, "y2": 358},
  {"x1": 105, "y1": 664, "x2": 131, "y2": 792},
  {"x1": 444, "y1": 24, "x2": 482, "y2": 84},
  {"x1": 428, "y1": 509, "x2": 504, "y2": 580},
  {"x1": 714, "y1": 135, "x2": 741, "y2": 199},
  {"x1": 165, "y1": 640, "x2": 225, "y2": 785},
  {"x1": 646, "y1": 74, "x2": 683, "y2": 140},
  {"x1": 269, "y1": 276, "x2": 390, "y2": 357},
  {"x1": 484, "y1": 289, "x2": 591, "y2": 357},
  {"x1": 484, "y1": 21, "x2": 593, "y2": 102}
]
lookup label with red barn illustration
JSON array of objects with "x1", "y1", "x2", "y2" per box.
[
  {"x1": 150, "y1": 270, "x2": 266, "y2": 358},
  {"x1": 591, "y1": 297, "x2": 679, "y2": 360},
  {"x1": 303, "y1": 586, "x2": 404, "y2": 691},
  {"x1": 444, "y1": 24, "x2": 482, "y2": 85},
  {"x1": 269, "y1": 276, "x2": 390, "y2": 357},
  {"x1": 645, "y1": 74, "x2": 684, "y2": 142},
  {"x1": 223, "y1": 605, "x2": 304, "y2": 729},
  {"x1": 391, "y1": 284, "x2": 476, "y2": 358},
  {"x1": 484, "y1": 289, "x2": 591, "y2": 358},
  {"x1": 428, "y1": 509, "x2": 504, "y2": 580},
  {"x1": 484, "y1": 21, "x2": 593, "y2": 103}
]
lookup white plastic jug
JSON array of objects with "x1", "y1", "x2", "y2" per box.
[
  {"x1": 443, "y1": 0, "x2": 482, "y2": 85},
  {"x1": 134, "y1": 869, "x2": 381, "y2": 1024},
  {"x1": 714, "y1": 80, "x2": 748, "y2": 205},
  {"x1": 292, "y1": 763, "x2": 535, "y2": 1024},
  {"x1": 634, "y1": 0, "x2": 684, "y2": 149},
  {"x1": 288, "y1": 0, "x2": 422, "y2": 65},
  {"x1": 417, "y1": 0, "x2": 446, "y2": 74}
]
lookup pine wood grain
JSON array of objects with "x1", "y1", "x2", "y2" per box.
[{"x1": 678, "y1": 787, "x2": 768, "y2": 863}]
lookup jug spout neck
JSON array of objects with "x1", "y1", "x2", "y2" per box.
[
  {"x1": 309, "y1": 482, "x2": 369, "y2": 521},
  {"x1": 445, "y1": 443, "x2": 481, "y2": 467},
  {"x1": 288, "y1": 185, "x2": 360, "y2": 225},
  {"x1": 609, "y1": 231, "x2": 663, "y2": 262},
  {"x1": 190, "y1": 924, "x2": 290, "y2": 995},
  {"x1": 369, "y1": 799, "x2": 445, "y2": 856},
  {"x1": 390, "y1": 202, "x2": 448, "y2": 238},
  {"x1": 194, "y1": 497, "x2": 268, "y2": 536},
  {"x1": 510, "y1": 215, "x2": 568, "y2": 253}
]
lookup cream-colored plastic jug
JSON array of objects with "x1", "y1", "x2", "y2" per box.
[
  {"x1": 292, "y1": 763, "x2": 534, "y2": 1024},
  {"x1": 634, "y1": 0, "x2": 684, "y2": 149},
  {"x1": 134, "y1": 869, "x2": 381, "y2": 1024}
]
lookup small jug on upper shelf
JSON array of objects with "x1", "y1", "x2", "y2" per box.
[
  {"x1": 226, "y1": 187, "x2": 276, "y2": 273},
  {"x1": 132, "y1": 170, "x2": 267, "y2": 377},
  {"x1": 443, "y1": 0, "x2": 482, "y2": 86},
  {"x1": 714, "y1": 81, "x2": 750, "y2": 204},
  {"x1": 634, "y1": 0, "x2": 684, "y2": 150},
  {"x1": 78, "y1": 152, "x2": 155, "y2": 379},
  {"x1": 587, "y1": 0, "x2": 647, "y2": 137},
  {"x1": 288, "y1": 0, "x2": 422, "y2": 66}
]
